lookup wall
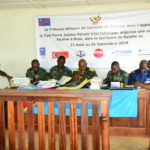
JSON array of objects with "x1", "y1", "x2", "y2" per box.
[{"x1": 0, "y1": 2, "x2": 150, "y2": 88}]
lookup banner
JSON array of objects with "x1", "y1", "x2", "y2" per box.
[{"x1": 35, "y1": 10, "x2": 150, "y2": 70}]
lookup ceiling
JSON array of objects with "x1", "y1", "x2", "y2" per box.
[{"x1": 0, "y1": 0, "x2": 149, "y2": 8}]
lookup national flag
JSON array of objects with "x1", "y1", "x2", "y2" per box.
[
  {"x1": 38, "y1": 18, "x2": 51, "y2": 26},
  {"x1": 23, "y1": 101, "x2": 37, "y2": 112},
  {"x1": 23, "y1": 88, "x2": 56, "y2": 112}
]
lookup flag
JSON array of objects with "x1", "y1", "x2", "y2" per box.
[
  {"x1": 38, "y1": 18, "x2": 51, "y2": 26},
  {"x1": 23, "y1": 101, "x2": 37, "y2": 112},
  {"x1": 23, "y1": 88, "x2": 56, "y2": 112}
]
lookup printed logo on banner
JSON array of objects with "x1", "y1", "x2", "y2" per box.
[
  {"x1": 38, "y1": 18, "x2": 51, "y2": 26},
  {"x1": 138, "y1": 49, "x2": 150, "y2": 55},
  {"x1": 52, "y1": 51, "x2": 69, "y2": 59},
  {"x1": 90, "y1": 16, "x2": 101, "y2": 24},
  {"x1": 112, "y1": 50, "x2": 132, "y2": 56},
  {"x1": 94, "y1": 49, "x2": 104, "y2": 58},
  {"x1": 39, "y1": 47, "x2": 46, "y2": 56},
  {"x1": 76, "y1": 50, "x2": 86, "y2": 58}
]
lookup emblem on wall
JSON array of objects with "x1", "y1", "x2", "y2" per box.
[
  {"x1": 76, "y1": 50, "x2": 86, "y2": 58},
  {"x1": 90, "y1": 16, "x2": 101, "y2": 24}
]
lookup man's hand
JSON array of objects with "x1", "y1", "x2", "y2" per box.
[
  {"x1": 30, "y1": 79, "x2": 39, "y2": 85},
  {"x1": 134, "y1": 81, "x2": 140, "y2": 87},
  {"x1": 45, "y1": 75, "x2": 50, "y2": 81},
  {"x1": 134, "y1": 82, "x2": 150, "y2": 90},
  {"x1": 73, "y1": 72, "x2": 81, "y2": 80},
  {"x1": 103, "y1": 79, "x2": 107, "y2": 84},
  {"x1": 6, "y1": 75, "x2": 13, "y2": 81}
]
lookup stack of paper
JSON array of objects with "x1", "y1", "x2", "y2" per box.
[
  {"x1": 110, "y1": 82, "x2": 120, "y2": 88},
  {"x1": 37, "y1": 80, "x2": 56, "y2": 88},
  {"x1": 57, "y1": 76, "x2": 72, "y2": 85},
  {"x1": 10, "y1": 78, "x2": 30, "y2": 87},
  {"x1": 90, "y1": 77, "x2": 102, "y2": 89},
  {"x1": 145, "y1": 78, "x2": 150, "y2": 83}
]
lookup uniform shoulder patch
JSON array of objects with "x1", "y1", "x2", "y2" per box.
[
  {"x1": 89, "y1": 68, "x2": 95, "y2": 71},
  {"x1": 73, "y1": 69, "x2": 79, "y2": 72}
]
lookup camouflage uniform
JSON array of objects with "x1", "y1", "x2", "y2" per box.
[
  {"x1": 49, "y1": 66, "x2": 72, "y2": 80},
  {"x1": 26, "y1": 67, "x2": 47, "y2": 80},
  {"x1": 72, "y1": 67, "x2": 97, "y2": 82},
  {"x1": 105, "y1": 70, "x2": 128, "y2": 84}
]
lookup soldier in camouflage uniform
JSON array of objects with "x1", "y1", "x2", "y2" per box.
[
  {"x1": 103, "y1": 61, "x2": 128, "y2": 85},
  {"x1": 49, "y1": 56, "x2": 72, "y2": 80},
  {"x1": 26, "y1": 59, "x2": 48, "y2": 84},
  {"x1": 72, "y1": 59, "x2": 97, "y2": 82}
]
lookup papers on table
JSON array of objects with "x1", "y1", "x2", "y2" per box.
[
  {"x1": 10, "y1": 78, "x2": 30, "y2": 87},
  {"x1": 37, "y1": 80, "x2": 57, "y2": 88},
  {"x1": 145, "y1": 79, "x2": 150, "y2": 83},
  {"x1": 37, "y1": 76, "x2": 72, "y2": 89},
  {"x1": 57, "y1": 76, "x2": 72, "y2": 85},
  {"x1": 10, "y1": 76, "x2": 72, "y2": 89},
  {"x1": 110, "y1": 82, "x2": 120, "y2": 88},
  {"x1": 125, "y1": 85, "x2": 134, "y2": 88},
  {"x1": 90, "y1": 77, "x2": 102, "y2": 89}
]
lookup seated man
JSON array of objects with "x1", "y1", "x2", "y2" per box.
[
  {"x1": 26, "y1": 59, "x2": 47, "y2": 84},
  {"x1": 72, "y1": 59, "x2": 97, "y2": 81},
  {"x1": 103, "y1": 61, "x2": 128, "y2": 85},
  {"x1": 0, "y1": 70, "x2": 12, "y2": 81},
  {"x1": 49, "y1": 56, "x2": 72, "y2": 80},
  {"x1": 128, "y1": 60, "x2": 149, "y2": 85}
]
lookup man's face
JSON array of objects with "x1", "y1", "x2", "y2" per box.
[
  {"x1": 111, "y1": 65, "x2": 120, "y2": 74},
  {"x1": 58, "y1": 59, "x2": 65, "y2": 68},
  {"x1": 140, "y1": 66, "x2": 147, "y2": 74},
  {"x1": 32, "y1": 62, "x2": 40, "y2": 72},
  {"x1": 79, "y1": 62, "x2": 87, "y2": 72}
]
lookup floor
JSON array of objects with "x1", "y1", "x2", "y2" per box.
[{"x1": 5, "y1": 132, "x2": 149, "y2": 150}]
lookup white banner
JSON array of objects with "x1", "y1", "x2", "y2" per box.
[{"x1": 35, "y1": 10, "x2": 150, "y2": 70}]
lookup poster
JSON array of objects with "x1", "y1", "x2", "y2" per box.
[{"x1": 35, "y1": 10, "x2": 150, "y2": 70}]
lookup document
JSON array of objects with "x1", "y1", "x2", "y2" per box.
[
  {"x1": 37, "y1": 80, "x2": 57, "y2": 88},
  {"x1": 57, "y1": 76, "x2": 72, "y2": 85},
  {"x1": 10, "y1": 78, "x2": 30, "y2": 87}
]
